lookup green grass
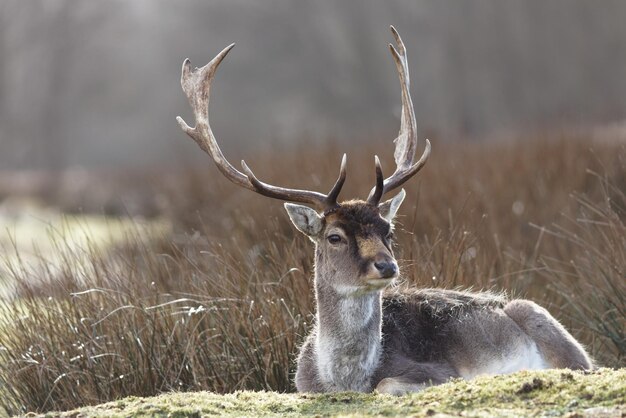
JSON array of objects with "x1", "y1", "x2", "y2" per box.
[{"x1": 38, "y1": 369, "x2": 625, "y2": 417}]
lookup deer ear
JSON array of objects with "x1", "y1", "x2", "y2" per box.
[
  {"x1": 379, "y1": 189, "x2": 406, "y2": 221},
  {"x1": 284, "y1": 203, "x2": 324, "y2": 237}
]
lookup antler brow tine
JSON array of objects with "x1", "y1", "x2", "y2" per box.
[{"x1": 177, "y1": 44, "x2": 346, "y2": 211}]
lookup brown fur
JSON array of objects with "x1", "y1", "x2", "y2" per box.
[
  {"x1": 293, "y1": 200, "x2": 593, "y2": 395},
  {"x1": 504, "y1": 300, "x2": 593, "y2": 369}
]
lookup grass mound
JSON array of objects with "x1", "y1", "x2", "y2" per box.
[{"x1": 39, "y1": 368, "x2": 625, "y2": 417}]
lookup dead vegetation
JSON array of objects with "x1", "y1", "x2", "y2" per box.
[{"x1": 0, "y1": 135, "x2": 624, "y2": 414}]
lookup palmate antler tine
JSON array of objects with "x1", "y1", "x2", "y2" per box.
[
  {"x1": 389, "y1": 26, "x2": 416, "y2": 169},
  {"x1": 368, "y1": 26, "x2": 431, "y2": 205},
  {"x1": 177, "y1": 45, "x2": 250, "y2": 189},
  {"x1": 177, "y1": 45, "x2": 346, "y2": 211}
]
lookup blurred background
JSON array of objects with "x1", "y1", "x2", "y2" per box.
[{"x1": 1, "y1": 0, "x2": 626, "y2": 170}]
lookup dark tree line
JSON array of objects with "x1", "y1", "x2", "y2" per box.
[{"x1": 1, "y1": 0, "x2": 626, "y2": 169}]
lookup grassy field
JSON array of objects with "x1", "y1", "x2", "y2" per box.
[
  {"x1": 0, "y1": 208, "x2": 170, "y2": 296},
  {"x1": 0, "y1": 136, "x2": 624, "y2": 415},
  {"x1": 36, "y1": 369, "x2": 626, "y2": 417}
]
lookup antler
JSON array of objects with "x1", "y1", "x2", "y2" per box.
[
  {"x1": 177, "y1": 44, "x2": 347, "y2": 211},
  {"x1": 367, "y1": 26, "x2": 431, "y2": 205}
]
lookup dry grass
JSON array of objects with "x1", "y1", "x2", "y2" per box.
[{"x1": 0, "y1": 135, "x2": 624, "y2": 414}]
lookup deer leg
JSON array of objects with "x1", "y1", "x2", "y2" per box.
[
  {"x1": 504, "y1": 300, "x2": 593, "y2": 370},
  {"x1": 375, "y1": 358, "x2": 458, "y2": 395},
  {"x1": 295, "y1": 337, "x2": 325, "y2": 393}
]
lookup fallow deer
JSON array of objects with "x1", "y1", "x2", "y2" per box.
[{"x1": 177, "y1": 26, "x2": 592, "y2": 395}]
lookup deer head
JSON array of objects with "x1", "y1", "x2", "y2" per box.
[{"x1": 177, "y1": 26, "x2": 430, "y2": 295}]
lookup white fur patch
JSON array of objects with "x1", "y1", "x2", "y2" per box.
[
  {"x1": 339, "y1": 297, "x2": 375, "y2": 329},
  {"x1": 315, "y1": 333, "x2": 381, "y2": 392},
  {"x1": 458, "y1": 340, "x2": 548, "y2": 380},
  {"x1": 376, "y1": 378, "x2": 429, "y2": 395},
  {"x1": 334, "y1": 284, "x2": 362, "y2": 297},
  {"x1": 314, "y1": 296, "x2": 383, "y2": 392},
  {"x1": 315, "y1": 334, "x2": 337, "y2": 383}
]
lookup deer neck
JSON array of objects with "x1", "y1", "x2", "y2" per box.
[{"x1": 312, "y1": 259, "x2": 384, "y2": 392}]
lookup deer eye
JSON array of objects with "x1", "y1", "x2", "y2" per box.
[
  {"x1": 386, "y1": 232, "x2": 394, "y2": 241},
  {"x1": 327, "y1": 234, "x2": 342, "y2": 244}
]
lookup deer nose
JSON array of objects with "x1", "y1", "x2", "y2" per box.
[{"x1": 374, "y1": 261, "x2": 397, "y2": 278}]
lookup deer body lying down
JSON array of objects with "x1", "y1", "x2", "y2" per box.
[
  {"x1": 290, "y1": 200, "x2": 591, "y2": 395},
  {"x1": 177, "y1": 27, "x2": 592, "y2": 395}
]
